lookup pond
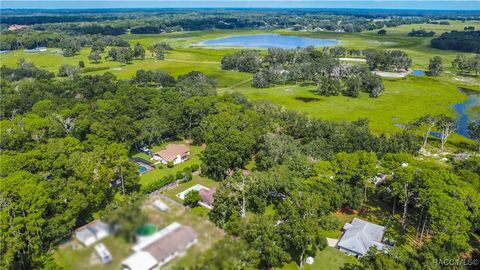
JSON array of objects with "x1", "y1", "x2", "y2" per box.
[
  {"x1": 411, "y1": 69, "x2": 425, "y2": 76},
  {"x1": 198, "y1": 34, "x2": 341, "y2": 49},
  {"x1": 454, "y1": 87, "x2": 480, "y2": 138}
]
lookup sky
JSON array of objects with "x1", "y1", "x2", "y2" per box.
[{"x1": 1, "y1": 1, "x2": 480, "y2": 10}]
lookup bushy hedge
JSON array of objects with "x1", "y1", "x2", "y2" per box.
[
  {"x1": 140, "y1": 164, "x2": 200, "y2": 193},
  {"x1": 141, "y1": 174, "x2": 176, "y2": 194},
  {"x1": 81, "y1": 66, "x2": 110, "y2": 73}
]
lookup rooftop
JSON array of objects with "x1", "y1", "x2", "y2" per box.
[
  {"x1": 337, "y1": 218, "x2": 385, "y2": 256},
  {"x1": 155, "y1": 144, "x2": 190, "y2": 162},
  {"x1": 123, "y1": 222, "x2": 197, "y2": 269},
  {"x1": 199, "y1": 188, "x2": 216, "y2": 206}
]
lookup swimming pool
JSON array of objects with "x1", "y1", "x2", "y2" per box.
[{"x1": 138, "y1": 166, "x2": 149, "y2": 174}]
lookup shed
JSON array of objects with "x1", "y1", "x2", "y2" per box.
[
  {"x1": 74, "y1": 220, "x2": 110, "y2": 246},
  {"x1": 153, "y1": 199, "x2": 169, "y2": 212}
]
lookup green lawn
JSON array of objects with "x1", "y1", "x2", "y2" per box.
[
  {"x1": 162, "y1": 175, "x2": 219, "y2": 204},
  {"x1": 131, "y1": 141, "x2": 204, "y2": 186},
  {"x1": 235, "y1": 74, "x2": 472, "y2": 132},
  {"x1": 54, "y1": 236, "x2": 131, "y2": 270},
  {"x1": 279, "y1": 247, "x2": 357, "y2": 270}
]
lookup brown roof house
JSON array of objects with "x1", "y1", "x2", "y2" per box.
[
  {"x1": 153, "y1": 144, "x2": 190, "y2": 165},
  {"x1": 199, "y1": 188, "x2": 216, "y2": 209},
  {"x1": 122, "y1": 223, "x2": 197, "y2": 270}
]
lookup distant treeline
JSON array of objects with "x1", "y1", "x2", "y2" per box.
[
  {"x1": 0, "y1": 31, "x2": 129, "y2": 51},
  {"x1": 431, "y1": 30, "x2": 480, "y2": 53},
  {"x1": 2, "y1": 10, "x2": 477, "y2": 36},
  {"x1": 408, "y1": 29, "x2": 436, "y2": 37}
]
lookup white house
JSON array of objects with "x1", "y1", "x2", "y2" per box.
[
  {"x1": 74, "y1": 220, "x2": 110, "y2": 246},
  {"x1": 337, "y1": 218, "x2": 386, "y2": 257},
  {"x1": 122, "y1": 223, "x2": 197, "y2": 270},
  {"x1": 153, "y1": 144, "x2": 190, "y2": 165}
]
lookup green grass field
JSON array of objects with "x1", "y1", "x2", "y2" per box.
[
  {"x1": 1, "y1": 20, "x2": 478, "y2": 141},
  {"x1": 279, "y1": 247, "x2": 358, "y2": 270}
]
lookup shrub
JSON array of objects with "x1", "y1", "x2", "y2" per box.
[
  {"x1": 140, "y1": 174, "x2": 176, "y2": 194},
  {"x1": 191, "y1": 164, "x2": 200, "y2": 172},
  {"x1": 182, "y1": 167, "x2": 193, "y2": 182},
  {"x1": 176, "y1": 171, "x2": 185, "y2": 180},
  {"x1": 183, "y1": 190, "x2": 201, "y2": 207},
  {"x1": 81, "y1": 66, "x2": 109, "y2": 73},
  {"x1": 167, "y1": 161, "x2": 174, "y2": 168}
]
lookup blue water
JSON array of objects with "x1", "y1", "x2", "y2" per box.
[
  {"x1": 453, "y1": 89, "x2": 480, "y2": 138},
  {"x1": 412, "y1": 69, "x2": 425, "y2": 76},
  {"x1": 199, "y1": 34, "x2": 340, "y2": 49},
  {"x1": 138, "y1": 166, "x2": 148, "y2": 174}
]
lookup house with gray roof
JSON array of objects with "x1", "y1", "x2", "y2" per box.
[{"x1": 337, "y1": 218, "x2": 386, "y2": 257}]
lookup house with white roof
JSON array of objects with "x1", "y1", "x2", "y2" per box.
[
  {"x1": 122, "y1": 222, "x2": 197, "y2": 270},
  {"x1": 74, "y1": 220, "x2": 110, "y2": 246},
  {"x1": 336, "y1": 218, "x2": 386, "y2": 257}
]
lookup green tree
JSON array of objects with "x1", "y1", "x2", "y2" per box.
[
  {"x1": 315, "y1": 76, "x2": 341, "y2": 96},
  {"x1": 88, "y1": 50, "x2": 101, "y2": 63},
  {"x1": 468, "y1": 120, "x2": 480, "y2": 151},
  {"x1": 184, "y1": 190, "x2": 201, "y2": 207},
  {"x1": 193, "y1": 236, "x2": 259, "y2": 270},
  {"x1": 276, "y1": 191, "x2": 327, "y2": 268},
  {"x1": 242, "y1": 216, "x2": 290, "y2": 269},
  {"x1": 133, "y1": 42, "x2": 145, "y2": 59},
  {"x1": 105, "y1": 195, "x2": 147, "y2": 243},
  {"x1": 427, "y1": 56, "x2": 443, "y2": 76},
  {"x1": 149, "y1": 42, "x2": 171, "y2": 60},
  {"x1": 377, "y1": 29, "x2": 387, "y2": 35},
  {"x1": 1, "y1": 171, "x2": 49, "y2": 269}
]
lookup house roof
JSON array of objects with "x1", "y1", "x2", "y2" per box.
[
  {"x1": 129, "y1": 222, "x2": 197, "y2": 266},
  {"x1": 337, "y1": 218, "x2": 385, "y2": 256},
  {"x1": 74, "y1": 220, "x2": 109, "y2": 245},
  {"x1": 155, "y1": 144, "x2": 190, "y2": 162},
  {"x1": 122, "y1": 251, "x2": 157, "y2": 270},
  {"x1": 199, "y1": 188, "x2": 216, "y2": 206},
  {"x1": 143, "y1": 225, "x2": 197, "y2": 263}
]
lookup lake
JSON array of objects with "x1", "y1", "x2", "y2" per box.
[{"x1": 198, "y1": 34, "x2": 341, "y2": 49}]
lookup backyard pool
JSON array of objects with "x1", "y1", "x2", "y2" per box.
[
  {"x1": 138, "y1": 166, "x2": 149, "y2": 174},
  {"x1": 176, "y1": 184, "x2": 209, "y2": 200},
  {"x1": 198, "y1": 34, "x2": 340, "y2": 49}
]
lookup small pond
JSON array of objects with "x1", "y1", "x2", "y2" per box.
[
  {"x1": 198, "y1": 34, "x2": 340, "y2": 49},
  {"x1": 411, "y1": 69, "x2": 425, "y2": 76},
  {"x1": 454, "y1": 87, "x2": 480, "y2": 138}
]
